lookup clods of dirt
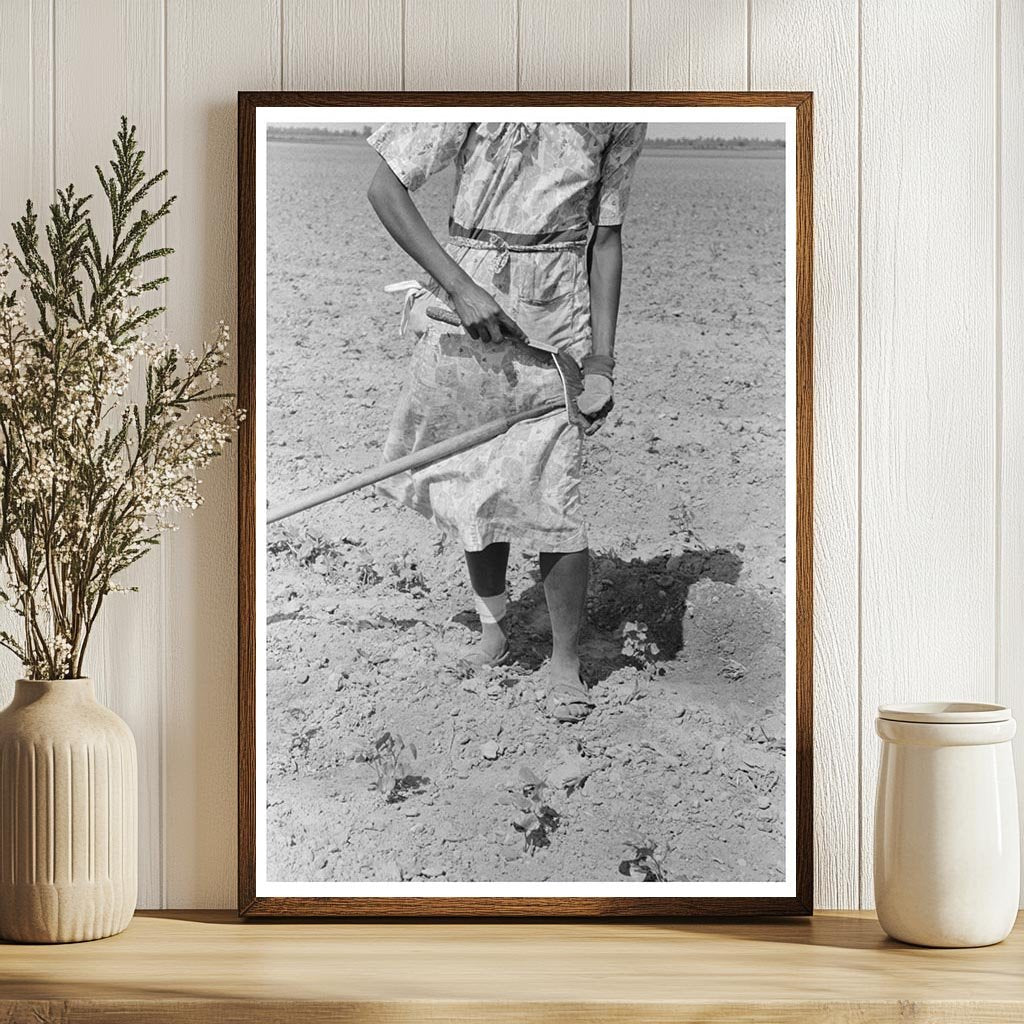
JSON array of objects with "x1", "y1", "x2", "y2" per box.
[{"x1": 265, "y1": 138, "x2": 787, "y2": 885}]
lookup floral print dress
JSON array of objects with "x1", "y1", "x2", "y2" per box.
[{"x1": 368, "y1": 122, "x2": 646, "y2": 552}]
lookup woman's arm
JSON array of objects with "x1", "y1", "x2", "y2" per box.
[
  {"x1": 587, "y1": 224, "x2": 623, "y2": 358},
  {"x1": 367, "y1": 160, "x2": 524, "y2": 345},
  {"x1": 578, "y1": 225, "x2": 622, "y2": 432}
]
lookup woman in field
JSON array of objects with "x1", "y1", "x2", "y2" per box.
[{"x1": 367, "y1": 122, "x2": 646, "y2": 723}]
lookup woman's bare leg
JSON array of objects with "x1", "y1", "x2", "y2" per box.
[
  {"x1": 465, "y1": 542, "x2": 510, "y2": 659},
  {"x1": 540, "y1": 548, "x2": 588, "y2": 682}
]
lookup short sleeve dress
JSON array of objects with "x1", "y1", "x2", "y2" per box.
[{"x1": 367, "y1": 122, "x2": 646, "y2": 553}]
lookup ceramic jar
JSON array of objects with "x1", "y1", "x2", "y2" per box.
[
  {"x1": 0, "y1": 678, "x2": 137, "y2": 943},
  {"x1": 874, "y1": 702, "x2": 1019, "y2": 947}
]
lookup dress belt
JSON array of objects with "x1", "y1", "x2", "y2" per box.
[{"x1": 447, "y1": 231, "x2": 586, "y2": 273}]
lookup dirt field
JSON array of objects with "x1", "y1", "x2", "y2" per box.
[{"x1": 264, "y1": 134, "x2": 787, "y2": 885}]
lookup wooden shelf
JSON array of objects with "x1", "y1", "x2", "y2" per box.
[{"x1": 2, "y1": 910, "x2": 1022, "y2": 1022}]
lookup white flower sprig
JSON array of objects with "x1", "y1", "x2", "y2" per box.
[{"x1": 0, "y1": 119, "x2": 241, "y2": 679}]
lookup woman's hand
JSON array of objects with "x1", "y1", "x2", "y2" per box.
[
  {"x1": 366, "y1": 162, "x2": 524, "y2": 346},
  {"x1": 577, "y1": 375, "x2": 614, "y2": 434},
  {"x1": 577, "y1": 353, "x2": 615, "y2": 434},
  {"x1": 368, "y1": 161, "x2": 520, "y2": 344},
  {"x1": 451, "y1": 280, "x2": 526, "y2": 345}
]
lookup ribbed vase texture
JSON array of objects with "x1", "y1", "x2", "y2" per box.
[{"x1": 0, "y1": 678, "x2": 137, "y2": 942}]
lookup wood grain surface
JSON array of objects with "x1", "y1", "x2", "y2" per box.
[
  {"x1": 749, "y1": 0, "x2": 861, "y2": 913},
  {"x1": 164, "y1": 0, "x2": 281, "y2": 909},
  {"x1": 857, "y1": 0, "x2": 998, "y2": 909},
  {"x1": 404, "y1": 0, "x2": 517, "y2": 91},
  {"x1": 518, "y1": 0, "x2": 630, "y2": 90},
  {"x1": 631, "y1": 0, "x2": 747, "y2": 91},
  {"x1": 2, "y1": 910, "x2": 1023, "y2": 1023},
  {"x1": 283, "y1": 0, "x2": 402, "y2": 91},
  {"x1": 52, "y1": 0, "x2": 167, "y2": 911},
  {"x1": 1000, "y1": 0, "x2": 1024, "y2": 864}
]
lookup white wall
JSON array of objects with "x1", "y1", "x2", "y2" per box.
[{"x1": 0, "y1": 0, "x2": 1019, "y2": 911}]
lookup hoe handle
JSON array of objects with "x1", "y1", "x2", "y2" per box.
[
  {"x1": 425, "y1": 305, "x2": 462, "y2": 328},
  {"x1": 267, "y1": 399, "x2": 564, "y2": 524}
]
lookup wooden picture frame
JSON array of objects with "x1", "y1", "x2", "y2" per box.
[{"x1": 238, "y1": 91, "x2": 813, "y2": 917}]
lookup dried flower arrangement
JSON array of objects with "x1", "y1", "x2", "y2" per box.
[{"x1": 0, "y1": 118, "x2": 241, "y2": 679}]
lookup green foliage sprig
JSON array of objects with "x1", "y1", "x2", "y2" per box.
[{"x1": 0, "y1": 118, "x2": 241, "y2": 679}]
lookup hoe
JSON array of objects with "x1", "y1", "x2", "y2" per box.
[{"x1": 267, "y1": 306, "x2": 584, "y2": 524}]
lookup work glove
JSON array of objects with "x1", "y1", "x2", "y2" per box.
[{"x1": 577, "y1": 353, "x2": 615, "y2": 435}]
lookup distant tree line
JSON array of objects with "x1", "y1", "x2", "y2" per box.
[
  {"x1": 645, "y1": 134, "x2": 785, "y2": 149},
  {"x1": 267, "y1": 124, "x2": 372, "y2": 141},
  {"x1": 266, "y1": 124, "x2": 785, "y2": 150}
]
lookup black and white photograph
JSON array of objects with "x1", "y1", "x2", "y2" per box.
[{"x1": 245, "y1": 101, "x2": 806, "y2": 910}]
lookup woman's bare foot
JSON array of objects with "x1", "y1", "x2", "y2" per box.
[
  {"x1": 459, "y1": 620, "x2": 510, "y2": 668},
  {"x1": 546, "y1": 659, "x2": 593, "y2": 722},
  {"x1": 550, "y1": 654, "x2": 582, "y2": 686},
  {"x1": 462, "y1": 543, "x2": 511, "y2": 668},
  {"x1": 539, "y1": 548, "x2": 590, "y2": 719}
]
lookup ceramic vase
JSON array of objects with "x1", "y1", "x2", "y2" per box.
[
  {"x1": 0, "y1": 678, "x2": 137, "y2": 943},
  {"x1": 874, "y1": 702, "x2": 1019, "y2": 947}
]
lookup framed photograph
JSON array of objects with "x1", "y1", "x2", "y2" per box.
[{"x1": 238, "y1": 91, "x2": 812, "y2": 917}]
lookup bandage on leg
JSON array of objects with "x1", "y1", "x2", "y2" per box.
[{"x1": 473, "y1": 591, "x2": 508, "y2": 625}]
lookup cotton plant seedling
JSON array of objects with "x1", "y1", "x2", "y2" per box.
[
  {"x1": 356, "y1": 561, "x2": 383, "y2": 587},
  {"x1": 356, "y1": 730, "x2": 418, "y2": 803},
  {"x1": 503, "y1": 766, "x2": 560, "y2": 854},
  {"x1": 388, "y1": 553, "x2": 428, "y2": 596},
  {"x1": 619, "y1": 836, "x2": 672, "y2": 882},
  {"x1": 620, "y1": 621, "x2": 660, "y2": 667}
]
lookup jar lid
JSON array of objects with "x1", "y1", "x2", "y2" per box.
[{"x1": 877, "y1": 702, "x2": 1011, "y2": 724}]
